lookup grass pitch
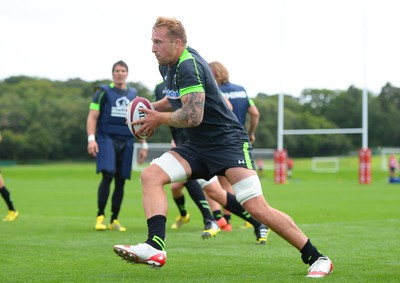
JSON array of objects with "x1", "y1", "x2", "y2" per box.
[{"x1": 0, "y1": 157, "x2": 399, "y2": 282}]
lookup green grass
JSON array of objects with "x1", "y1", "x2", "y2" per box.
[{"x1": 0, "y1": 157, "x2": 399, "y2": 282}]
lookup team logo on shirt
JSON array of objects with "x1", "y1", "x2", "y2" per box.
[
  {"x1": 164, "y1": 74, "x2": 180, "y2": 100},
  {"x1": 112, "y1": 97, "x2": 131, "y2": 117},
  {"x1": 166, "y1": 89, "x2": 180, "y2": 99}
]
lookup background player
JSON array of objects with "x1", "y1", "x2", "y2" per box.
[{"x1": 86, "y1": 60, "x2": 147, "y2": 232}]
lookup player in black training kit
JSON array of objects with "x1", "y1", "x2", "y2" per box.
[
  {"x1": 114, "y1": 17, "x2": 333, "y2": 278},
  {"x1": 153, "y1": 81, "x2": 220, "y2": 239}
]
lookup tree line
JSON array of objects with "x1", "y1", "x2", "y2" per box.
[{"x1": 0, "y1": 76, "x2": 399, "y2": 162}]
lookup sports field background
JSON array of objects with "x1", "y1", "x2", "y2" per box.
[{"x1": 0, "y1": 156, "x2": 399, "y2": 282}]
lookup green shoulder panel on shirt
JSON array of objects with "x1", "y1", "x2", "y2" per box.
[
  {"x1": 178, "y1": 48, "x2": 205, "y2": 97},
  {"x1": 178, "y1": 48, "x2": 193, "y2": 63}
]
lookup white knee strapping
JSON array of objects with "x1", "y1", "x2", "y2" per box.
[
  {"x1": 232, "y1": 175, "x2": 263, "y2": 205},
  {"x1": 197, "y1": 176, "x2": 218, "y2": 189},
  {"x1": 150, "y1": 152, "x2": 187, "y2": 183}
]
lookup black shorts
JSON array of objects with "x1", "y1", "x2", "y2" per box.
[{"x1": 171, "y1": 140, "x2": 256, "y2": 181}]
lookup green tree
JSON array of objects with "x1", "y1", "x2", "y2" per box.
[
  {"x1": 371, "y1": 83, "x2": 400, "y2": 146},
  {"x1": 1, "y1": 76, "x2": 398, "y2": 161}
]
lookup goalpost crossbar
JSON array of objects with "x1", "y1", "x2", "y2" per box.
[{"x1": 283, "y1": 128, "x2": 363, "y2": 135}]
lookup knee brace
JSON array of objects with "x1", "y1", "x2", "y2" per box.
[
  {"x1": 232, "y1": 175, "x2": 263, "y2": 205},
  {"x1": 150, "y1": 152, "x2": 187, "y2": 183},
  {"x1": 197, "y1": 176, "x2": 218, "y2": 190}
]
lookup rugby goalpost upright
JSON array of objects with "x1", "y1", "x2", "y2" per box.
[
  {"x1": 274, "y1": 1, "x2": 371, "y2": 184},
  {"x1": 274, "y1": 90, "x2": 371, "y2": 184}
]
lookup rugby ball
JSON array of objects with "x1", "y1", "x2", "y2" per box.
[{"x1": 126, "y1": 96, "x2": 154, "y2": 139}]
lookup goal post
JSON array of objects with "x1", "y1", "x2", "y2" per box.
[
  {"x1": 277, "y1": 94, "x2": 370, "y2": 184},
  {"x1": 311, "y1": 157, "x2": 340, "y2": 173}
]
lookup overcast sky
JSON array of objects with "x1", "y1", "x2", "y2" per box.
[{"x1": 1, "y1": 0, "x2": 399, "y2": 97}]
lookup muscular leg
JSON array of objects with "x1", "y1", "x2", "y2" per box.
[
  {"x1": 140, "y1": 164, "x2": 170, "y2": 219},
  {"x1": 203, "y1": 180, "x2": 261, "y2": 228},
  {"x1": 225, "y1": 167, "x2": 323, "y2": 265},
  {"x1": 139, "y1": 151, "x2": 191, "y2": 250},
  {"x1": 140, "y1": 163, "x2": 170, "y2": 250}
]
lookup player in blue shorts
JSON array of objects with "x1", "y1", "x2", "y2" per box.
[
  {"x1": 209, "y1": 61, "x2": 261, "y2": 229},
  {"x1": 86, "y1": 60, "x2": 148, "y2": 232},
  {"x1": 114, "y1": 17, "x2": 333, "y2": 278}
]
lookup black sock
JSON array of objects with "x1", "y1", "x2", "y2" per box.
[
  {"x1": 224, "y1": 214, "x2": 231, "y2": 224},
  {"x1": 0, "y1": 186, "x2": 15, "y2": 211},
  {"x1": 97, "y1": 173, "x2": 112, "y2": 216},
  {"x1": 213, "y1": 209, "x2": 223, "y2": 221},
  {"x1": 185, "y1": 180, "x2": 214, "y2": 223},
  {"x1": 300, "y1": 239, "x2": 323, "y2": 265},
  {"x1": 173, "y1": 195, "x2": 187, "y2": 217},
  {"x1": 111, "y1": 178, "x2": 125, "y2": 222},
  {"x1": 145, "y1": 215, "x2": 166, "y2": 251}
]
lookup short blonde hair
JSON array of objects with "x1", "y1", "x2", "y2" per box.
[
  {"x1": 209, "y1": 61, "x2": 229, "y2": 85},
  {"x1": 153, "y1": 17, "x2": 187, "y2": 44}
]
